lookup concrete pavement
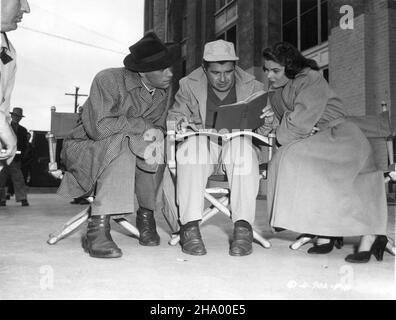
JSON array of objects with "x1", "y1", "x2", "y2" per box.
[{"x1": 0, "y1": 191, "x2": 395, "y2": 300}]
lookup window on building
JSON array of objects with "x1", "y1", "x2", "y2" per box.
[
  {"x1": 182, "y1": 59, "x2": 187, "y2": 77},
  {"x1": 282, "y1": 0, "x2": 298, "y2": 48},
  {"x1": 216, "y1": 24, "x2": 237, "y2": 48},
  {"x1": 215, "y1": 0, "x2": 238, "y2": 49},
  {"x1": 216, "y1": 0, "x2": 234, "y2": 12},
  {"x1": 147, "y1": 0, "x2": 154, "y2": 30},
  {"x1": 282, "y1": 0, "x2": 328, "y2": 51}
]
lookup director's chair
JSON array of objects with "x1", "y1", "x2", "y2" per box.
[
  {"x1": 46, "y1": 107, "x2": 140, "y2": 245},
  {"x1": 165, "y1": 120, "x2": 274, "y2": 249},
  {"x1": 289, "y1": 110, "x2": 396, "y2": 255}
]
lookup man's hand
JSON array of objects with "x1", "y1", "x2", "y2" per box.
[
  {"x1": 143, "y1": 127, "x2": 164, "y2": 142},
  {"x1": 0, "y1": 113, "x2": 17, "y2": 165},
  {"x1": 176, "y1": 116, "x2": 189, "y2": 133},
  {"x1": 176, "y1": 116, "x2": 198, "y2": 133},
  {"x1": 260, "y1": 105, "x2": 274, "y2": 124}
]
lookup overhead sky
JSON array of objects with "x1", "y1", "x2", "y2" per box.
[{"x1": 9, "y1": 0, "x2": 145, "y2": 131}]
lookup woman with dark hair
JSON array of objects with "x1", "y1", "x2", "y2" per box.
[{"x1": 260, "y1": 42, "x2": 388, "y2": 263}]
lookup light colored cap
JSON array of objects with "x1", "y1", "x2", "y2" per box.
[{"x1": 203, "y1": 39, "x2": 239, "y2": 62}]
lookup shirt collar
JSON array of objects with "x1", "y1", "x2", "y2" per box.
[
  {"x1": 1, "y1": 33, "x2": 10, "y2": 50},
  {"x1": 140, "y1": 77, "x2": 156, "y2": 96}
]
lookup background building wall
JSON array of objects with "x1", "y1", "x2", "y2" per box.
[
  {"x1": 145, "y1": 0, "x2": 395, "y2": 130},
  {"x1": 329, "y1": 0, "x2": 395, "y2": 124}
]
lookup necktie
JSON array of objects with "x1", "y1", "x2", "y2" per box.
[{"x1": 1, "y1": 33, "x2": 13, "y2": 65}]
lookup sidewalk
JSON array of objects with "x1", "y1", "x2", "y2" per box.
[{"x1": 0, "y1": 193, "x2": 395, "y2": 300}]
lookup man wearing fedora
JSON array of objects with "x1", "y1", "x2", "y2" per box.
[
  {"x1": 0, "y1": 107, "x2": 29, "y2": 206},
  {"x1": 167, "y1": 39, "x2": 265, "y2": 256},
  {"x1": 58, "y1": 32, "x2": 177, "y2": 258}
]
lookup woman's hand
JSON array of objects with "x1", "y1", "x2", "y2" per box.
[{"x1": 260, "y1": 105, "x2": 274, "y2": 124}]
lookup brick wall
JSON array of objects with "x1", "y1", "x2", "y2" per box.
[
  {"x1": 365, "y1": 0, "x2": 391, "y2": 116},
  {"x1": 329, "y1": 0, "x2": 394, "y2": 121},
  {"x1": 389, "y1": 1, "x2": 396, "y2": 130},
  {"x1": 329, "y1": 14, "x2": 367, "y2": 116}
]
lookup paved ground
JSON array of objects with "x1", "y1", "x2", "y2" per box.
[{"x1": 0, "y1": 191, "x2": 395, "y2": 300}]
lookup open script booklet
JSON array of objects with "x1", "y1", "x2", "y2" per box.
[{"x1": 177, "y1": 90, "x2": 270, "y2": 146}]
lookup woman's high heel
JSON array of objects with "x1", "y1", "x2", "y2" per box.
[
  {"x1": 307, "y1": 237, "x2": 343, "y2": 254},
  {"x1": 345, "y1": 235, "x2": 388, "y2": 263}
]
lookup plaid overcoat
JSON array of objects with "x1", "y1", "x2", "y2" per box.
[{"x1": 58, "y1": 68, "x2": 169, "y2": 198}]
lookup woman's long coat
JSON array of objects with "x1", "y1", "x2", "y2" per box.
[{"x1": 267, "y1": 68, "x2": 387, "y2": 236}]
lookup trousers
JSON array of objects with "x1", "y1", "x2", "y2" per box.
[
  {"x1": 0, "y1": 160, "x2": 28, "y2": 202},
  {"x1": 91, "y1": 150, "x2": 164, "y2": 216},
  {"x1": 176, "y1": 135, "x2": 260, "y2": 225}
]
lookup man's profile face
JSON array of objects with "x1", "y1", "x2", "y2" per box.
[
  {"x1": 1, "y1": 0, "x2": 30, "y2": 32},
  {"x1": 205, "y1": 61, "x2": 235, "y2": 93},
  {"x1": 141, "y1": 67, "x2": 173, "y2": 89}
]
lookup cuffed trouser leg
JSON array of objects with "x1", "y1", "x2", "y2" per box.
[
  {"x1": 176, "y1": 136, "x2": 220, "y2": 225},
  {"x1": 91, "y1": 151, "x2": 136, "y2": 216},
  {"x1": 222, "y1": 137, "x2": 260, "y2": 225}
]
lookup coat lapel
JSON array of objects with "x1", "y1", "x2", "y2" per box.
[{"x1": 187, "y1": 67, "x2": 208, "y2": 125}]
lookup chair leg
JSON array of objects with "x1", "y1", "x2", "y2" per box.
[
  {"x1": 204, "y1": 192, "x2": 272, "y2": 249},
  {"x1": 168, "y1": 197, "x2": 229, "y2": 246},
  {"x1": 47, "y1": 207, "x2": 90, "y2": 245},
  {"x1": 386, "y1": 236, "x2": 396, "y2": 256},
  {"x1": 289, "y1": 234, "x2": 316, "y2": 250},
  {"x1": 112, "y1": 217, "x2": 140, "y2": 238}
]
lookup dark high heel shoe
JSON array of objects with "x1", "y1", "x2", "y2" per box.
[
  {"x1": 307, "y1": 237, "x2": 343, "y2": 254},
  {"x1": 345, "y1": 235, "x2": 388, "y2": 263}
]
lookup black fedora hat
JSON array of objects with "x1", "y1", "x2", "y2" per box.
[
  {"x1": 9, "y1": 107, "x2": 24, "y2": 118},
  {"x1": 123, "y1": 32, "x2": 179, "y2": 72}
]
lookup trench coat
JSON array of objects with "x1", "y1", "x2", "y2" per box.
[
  {"x1": 57, "y1": 68, "x2": 170, "y2": 199},
  {"x1": 267, "y1": 68, "x2": 387, "y2": 236}
]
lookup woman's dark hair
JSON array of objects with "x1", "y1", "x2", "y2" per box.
[{"x1": 262, "y1": 42, "x2": 319, "y2": 79}]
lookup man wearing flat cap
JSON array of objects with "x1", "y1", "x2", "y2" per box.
[
  {"x1": 58, "y1": 32, "x2": 177, "y2": 258},
  {"x1": 0, "y1": 107, "x2": 29, "y2": 206},
  {"x1": 167, "y1": 40, "x2": 265, "y2": 257}
]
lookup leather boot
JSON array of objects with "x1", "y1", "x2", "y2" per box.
[
  {"x1": 229, "y1": 223, "x2": 253, "y2": 256},
  {"x1": 136, "y1": 208, "x2": 160, "y2": 246},
  {"x1": 180, "y1": 222, "x2": 207, "y2": 256},
  {"x1": 82, "y1": 215, "x2": 122, "y2": 258}
]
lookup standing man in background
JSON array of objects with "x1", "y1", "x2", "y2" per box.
[
  {"x1": 0, "y1": 0, "x2": 31, "y2": 174},
  {"x1": 0, "y1": 107, "x2": 29, "y2": 206}
]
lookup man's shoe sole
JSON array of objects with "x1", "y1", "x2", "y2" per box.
[
  {"x1": 139, "y1": 239, "x2": 160, "y2": 246},
  {"x1": 182, "y1": 247, "x2": 207, "y2": 256},
  {"x1": 229, "y1": 248, "x2": 252, "y2": 256},
  {"x1": 82, "y1": 237, "x2": 122, "y2": 258}
]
